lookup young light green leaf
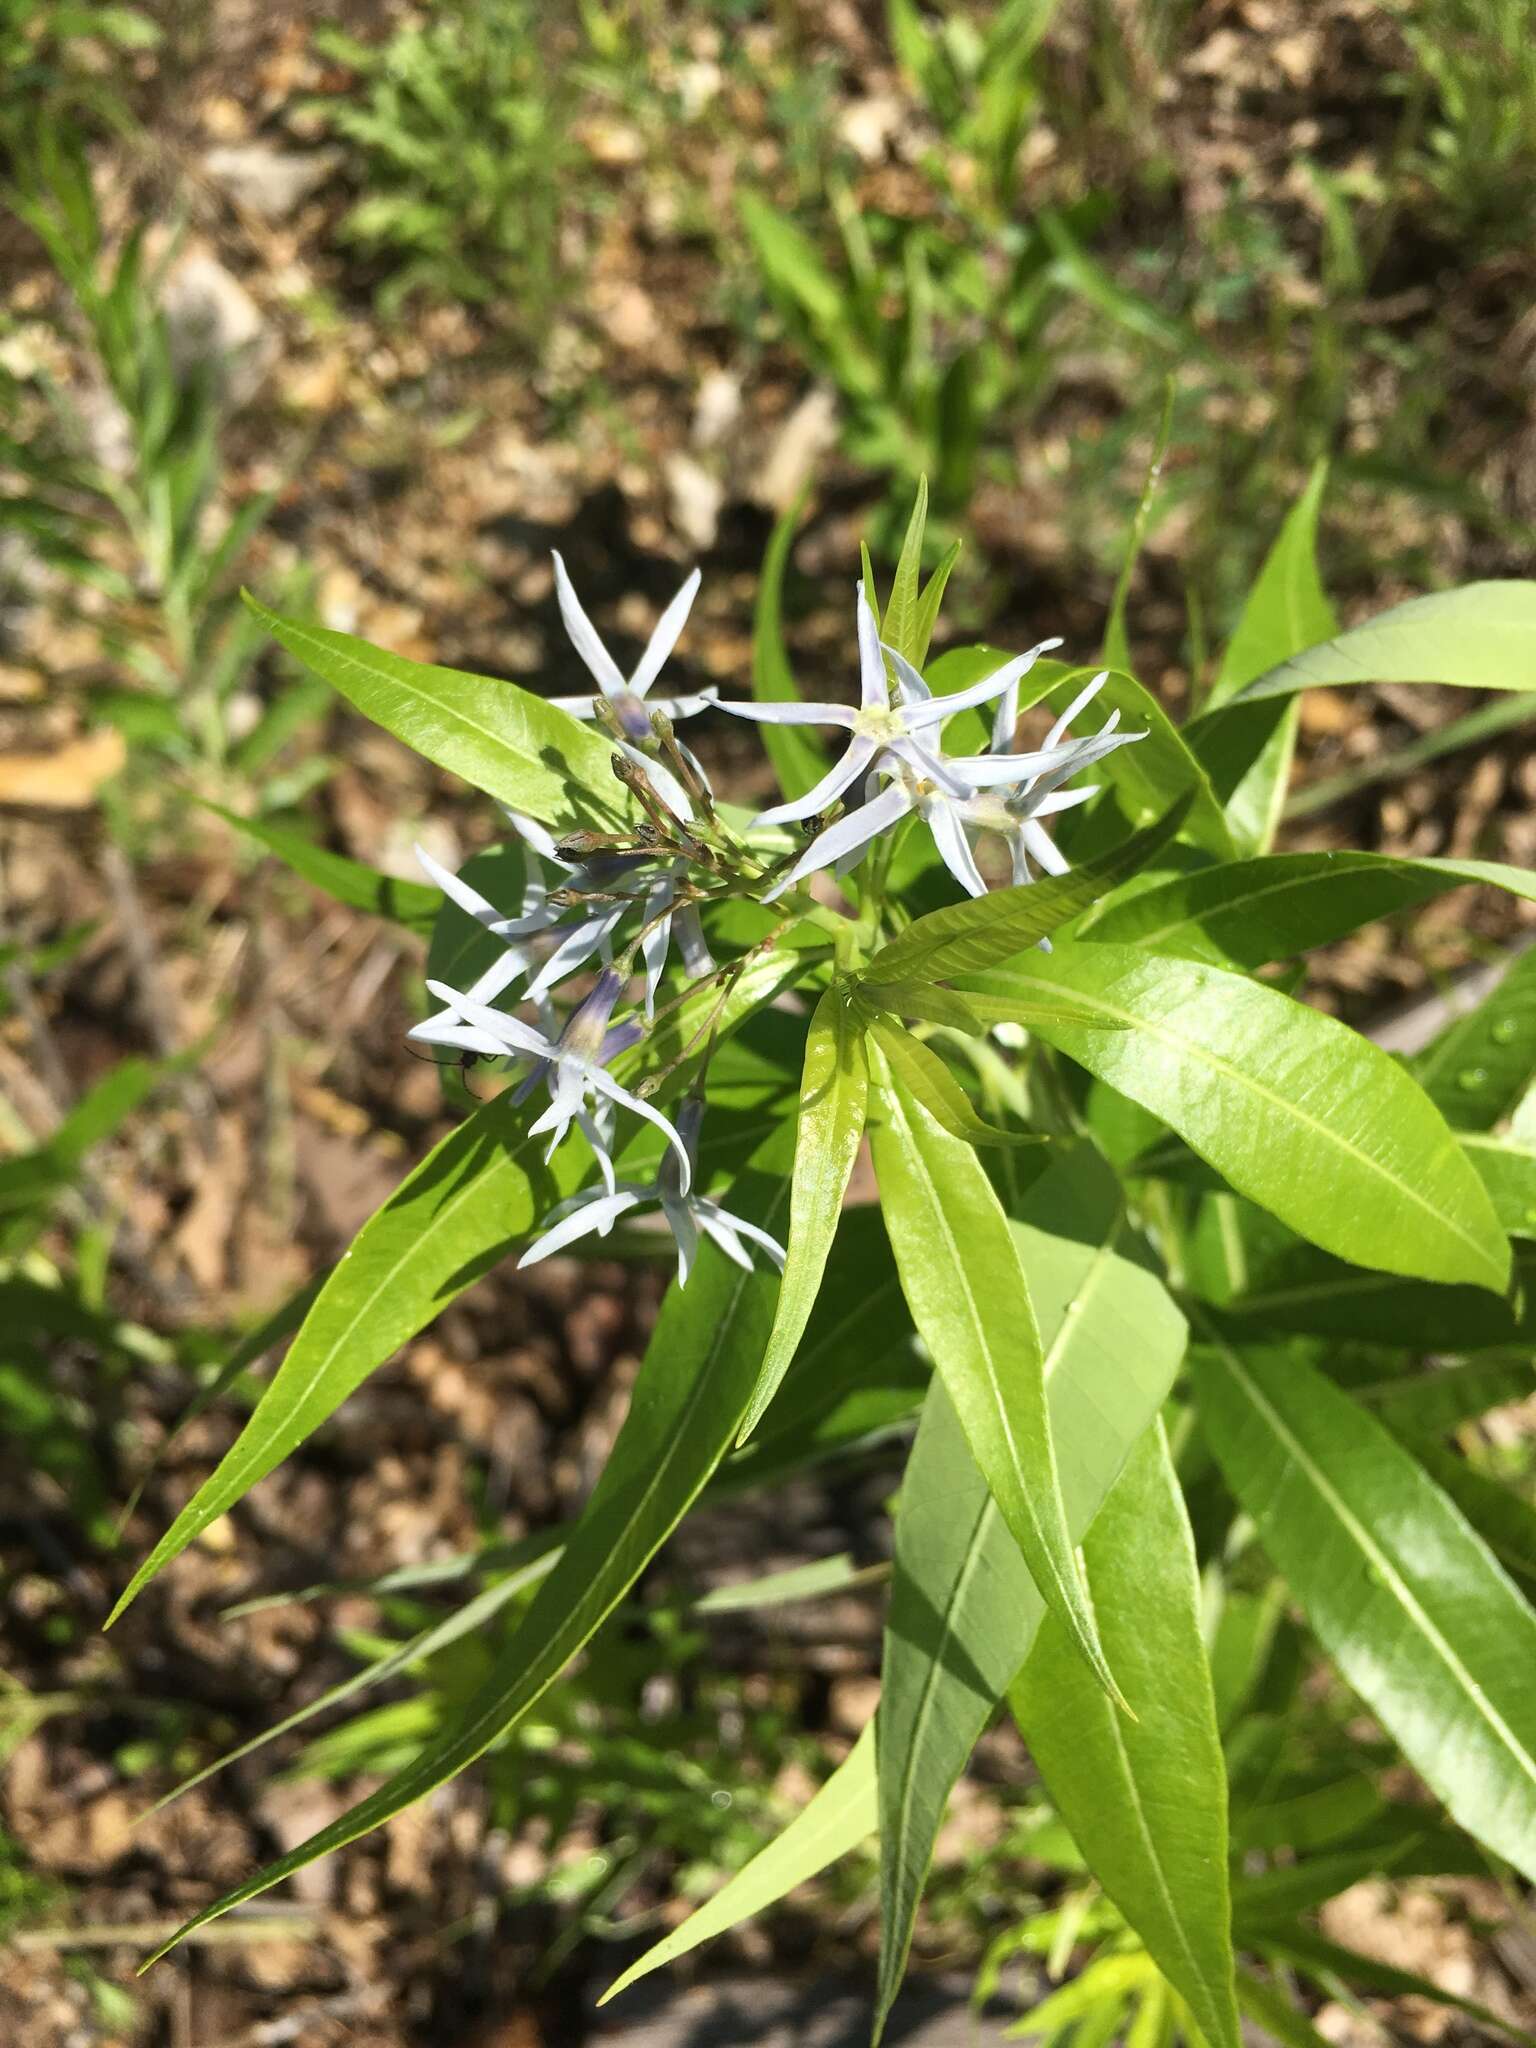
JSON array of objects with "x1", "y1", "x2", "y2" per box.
[
  {"x1": 866, "y1": 1018, "x2": 1043, "y2": 1148},
  {"x1": 737, "y1": 985, "x2": 869, "y2": 1443},
  {"x1": 882, "y1": 476, "x2": 929, "y2": 665},
  {"x1": 1236, "y1": 581, "x2": 1536, "y2": 702},
  {"x1": 1192, "y1": 1338, "x2": 1536, "y2": 1885},
  {"x1": 1411, "y1": 945, "x2": 1536, "y2": 1131},
  {"x1": 960, "y1": 943, "x2": 1511, "y2": 1293},
  {"x1": 869, "y1": 1054, "x2": 1128, "y2": 1715},
  {"x1": 242, "y1": 593, "x2": 626, "y2": 829},
  {"x1": 144, "y1": 1126, "x2": 798, "y2": 1960},
  {"x1": 909, "y1": 540, "x2": 960, "y2": 671},
  {"x1": 600, "y1": 1720, "x2": 876, "y2": 2004},
  {"x1": 109, "y1": 955, "x2": 802, "y2": 1626},
  {"x1": 1011, "y1": 1420, "x2": 1240, "y2": 2048},
  {"x1": 197, "y1": 797, "x2": 441, "y2": 933},
  {"x1": 1085, "y1": 851, "x2": 1536, "y2": 970},
  {"x1": 752, "y1": 486, "x2": 829, "y2": 800},
  {"x1": 862, "y1": 797, "x2": 1192, "y2": 987},
  {"x1": 874, "y1": 1145, "x2": 1186, "y2": 2039}
]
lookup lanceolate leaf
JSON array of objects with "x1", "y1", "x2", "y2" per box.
[
  {"x1": 146, "y1": 1124, "x2": 798, "y2": 1958},
  {"x1": 752, "y1": 487, "x2": 828, "y2": 800},
  {"x1": 737, "y1": 985, "x2": 869, "y2": 1442},
  {"x1": 1411, "y1": 945, "x2": 1536, "y2": 1131},
  {"x1": 197, "y1": 797, "x2": 441, "y2": 934},
  {"x1": 243, "y1": 594, "x2": 626, "y2": 829},
  {"x1": 1235, "y1": 581, "x2": 1536, "y2": 702},
  {"x1": 1011, "y1": 1421, "x2": 1240, "y2": 2048},
  {"x1": 1461, "y1": 1132, "x2": 1536, "y2": 1239},
  {"x1": 600, "y1": 1720, "x2": 877, "y2": 2004},
  {"x1": 874, "y1": 1146, "x2": 1186, "y2": 2039},
  {"x1": 862, "y1": 797, "x2": 1191, "y2": 986},
  {"x1": 960, "y1": 943, "x2": 1510, "y2": 1293},
  {"x1": 1085, "y1": 852, "x2": 1536, "y2": 971},
  {"x1": 1192, "y1": 1339, "x2": 1536, "y2": 1885},
  {"x1": 870, "y1": 1057, "x2": 1126, "y2": 1716},
  {"x1": 109, "y1": 955, "x2": 802, "y2": 1626}
]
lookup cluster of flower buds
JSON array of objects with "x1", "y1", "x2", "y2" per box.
[{"x1": 412, "y1": 553, "x2": 1146, "y2": 1283}]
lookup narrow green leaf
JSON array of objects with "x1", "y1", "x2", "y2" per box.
[
  {"x1": 1102, "y1": 382, "x2": 1174, "y2": 675},
  {"x1": 737, "y1": 985, "x2": 869, "y2": 1443},
  {"x1": 1236, "y1": 581, "x2": 1536, "y2": 702},
  {"x1": 1257, "y1": 1928, "x2": 1536, "y2": 2048},
  {"x1": 1234, "y1": 1969, "x2": 1335, "y2": 2048},
  {"x1": 752, "y1": 486, "x2": 829, "y2": 801},
  {"x1": 1012, "y1": 1421, "x2": 1240, "y2": 2048},
  {"x1": 144, "y1": 1124, "x2": 797, "y2": 1959},
  {"x1": 109, "y1": 955, "x2": 802, "y2": 1625},
  {"x1": 1210, "y1": 461, "x2": 1334, "y2": 706},
  {"x1": 862, "y1": 797, "x2": 1192, "y2": 986},
  {"x1": 961, "y1": 943, "x2": 1511, "y2": 1292},
  {"x1": 910, "y1": 540, "x2": 960, "y2": 670},
  {"x1": 0, "y1": 1056, "x2": 159, "y2": 1215},
  {"x1": 1086, "y1": 851, "x2": 1536, "y2": 970},
  {"x1": 869, "y1": 1056, "x2": 1128, "y2": 1712},
  {"x1": 600, "y1": 1720, "x2": 876, "y2": 2004},
  {"x1": 874, "y1": 1146, "x2": 1186, "y2": 2038},
  {"x1": 197, "y1": 797, "x2": 441, "y2": 933},
  {"x1": 242, "y1": 593, "x2": 625, "y2": 829},
  {"x1": 1192, "y1": 1339, "x2": 1536, "y2": 1884},
  {"x1": 1411, "y1": 945, "x2": 1536, "y2": 1131},
  {"x1": 692, "y1": 1551, "x2": 882, "y2": 1613},
  {"x1": 866, "y1": 1018, "x2": 1043, "y2": 1147}
]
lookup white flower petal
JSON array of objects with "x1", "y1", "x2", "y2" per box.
[
  {"x1": 754, "y1": 737, "x2": 877, "y2": 828},
  {"x1": 629, "y1": 568, "x2": 701, "y2": 698},
  {"x1": 518, "y1": 1188, "x2": 643, "y2": 1267},
  {"x1": 716, "y1": 697, "x2": 859, "y2": 729},
  {"x1": 763, "y1": 779, "x2": 914, "y2": 900},
  {"x1": 902, "y1": 638, "x2": 1060, "y2": 730},
  {"x1": 413, "y1": 843, "x2": 501, "y2": 927},
  {"x1": 925, "y1": 800, "x2": 990, "y2": 898},
  {"x1": 552, "y1": 550, "x2": 626, "y2": 695},
  {"x1": 586, "y1": 1068, "x2": 694, "y2": 1193},
  {"x1": 855, "y1": 584, "x2": 889, "y2": 709}
]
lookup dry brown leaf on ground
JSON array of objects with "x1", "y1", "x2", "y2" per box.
[{"x1": 0, "y1": 729, "x2": 125, "y2": 808}]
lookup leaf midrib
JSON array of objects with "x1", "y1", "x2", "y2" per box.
[
  {"x1": 1214, "y1": 1343, "x2": 1536, "y2": 1804},
  {"x1": 991, "y1": 967, "x2": 1503, "y2": 1286}
]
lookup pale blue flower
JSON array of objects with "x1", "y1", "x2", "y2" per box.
[
  {"x1": 719, "y1": 585, "x2": 1062, "y2": 829},
  {"x1": 519, "y1": 1102, "x2": 784, "y2": 1288},
  {"x1": 419, "y1": 968, "x2": 693, "y2": 1190}
]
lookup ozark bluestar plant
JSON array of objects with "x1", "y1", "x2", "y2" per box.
[{"x1": 413, "y1": 553, "x2": 1146, "y2": 1282}]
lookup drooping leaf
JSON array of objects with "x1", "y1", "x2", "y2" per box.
[
  {"x1": 109, "y1": 955, "x2": 802, "y2": 1625},
  {"x1": 1235, "y1": 581, "x2": 1536, "y2": 702},
  {"x1": 197, "y1": 797, "x2": 441, "y2": 933},
  {"x1": 600, "y1": 1720, "x2": 876, "y2": 2004},
  {"x1": 865, "y1": 1020, "x2": 1043, "y2": 1148},
  {"x1": 737, "y1": 985, "x2": 869, "y2": 1442},
  {"x1": 1411, "y1": 945, "x2": 1536, "y2": 1131},
  {"x1": 1012, "y1": 1421, "x2": 1240, "y2": 2048},
  {"x1": 752, "y1": 486, "x2": 828, "y2": 801},
  {"x1": 1085, "y1": 851, "x2": 1536, "y2": 970},
  {"x1": 870, "y1": 1057, "x2": 1126, "y2": 1715},
  {"x1": 874, "y1": 1146, "x2": 1186, "y2": 2038},
  {"x1": 1192, "y1": 1339, "x2": 1536, "y2": 1884},
  {"x1": 243, "y1": 593, "x2": 626, "y2": 829},
  {"x1": 960, "y1": 943, "x2": 1511, "y2": 1292},
  {"x1": 862, "y1": 797, "x2": 1191, "y2": 987},
  {"x1": 145, "y1": 1124, "x2": 798, "y2": 1957}
]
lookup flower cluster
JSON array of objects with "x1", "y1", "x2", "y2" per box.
[{"x1": 413, "y1": 555, "x2": 1145, "y2": 1283}]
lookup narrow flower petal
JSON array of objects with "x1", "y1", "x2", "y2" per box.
[
  {"x1": 545, "y1": 693, "x2": 603, "y2": 722},
  {"x1": 754, "y1": 736, "x2": 877, "y2": 828},
  {"x1": 889, "y1": 735, "x2": 973, "y2": 798},
  {"x1": 618, "y1": 738, "x2": 694, "y2": 823},
  {"x1": 576, "y1": 1105, "x2": 620, "y2": 1196},
  {"x1": 524, "y1": 909, "x2": 625, "y2": 1000},
  {"x1": 552, "y1": 550, "x2": 626, "y2": 695},
  {"x1": 716, "y1": 697, "x2": 858, "y2": 729},
  {"x1": 659, "y1": 1189, "x2": 700, "y2": 1289},
  {"x1": 901, "y1": 638, "x2": 1060, "y2": 729},
  {"x1": 695, "y1": 1207, "x2": 755, "y2": 1270},
  {"x1": 673, "y1": 904, "x2": 714, "y2": 979},
  {"x1": 629, "y1": 568, "x2": 702, "y2": 698},
  {"x1": 407, "y1": 1016, "x2": 510, "y2": 1058},
  {"x1": 855, "y1": 584, "x2": 889, "y2": 709},
  {"x1": 762, "y1": 779, "x2": 913, "y2": 900},
  {"x1": 499, "y1": 809, "x2": 565, "y2": 869},
  {"x1": 586, "y1": 1067, "x2": 694, "y2": 1193},
  {"x1": 518, "y1": 1188, "x2": 644, "y2": 1267},
  {"x1": 694, "y1": 1198, "x2": 786, "y2": 1270},
  {"x1": 422, "y1": 982, "x2": 554, "y2": 1060},
  {"x1": 1043, "y1": 672, "x2": 1108, "y2": 751},
  {"x1": 1022, "y1": 817, "x2": 1071, "y2": 876},
  {"x1": 945, "y1": 742, "x2": 1106, "y2": 789},
  {"x1": 925, "y1": 800, "x2": 990, "y2": 898},
  {"x1": 413, "y1": 843, "x2": 502, "y2": 927}
]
